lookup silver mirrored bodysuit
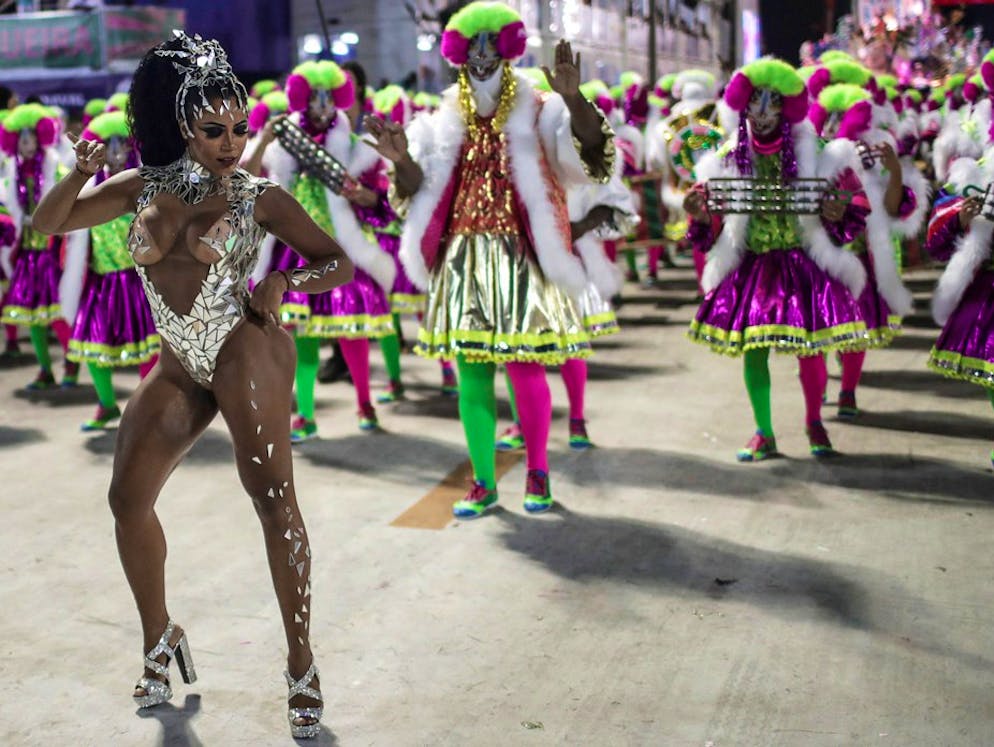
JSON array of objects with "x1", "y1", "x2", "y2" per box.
[{"x1": 127, "y1": 157, "x2": 275, "y2": 387}]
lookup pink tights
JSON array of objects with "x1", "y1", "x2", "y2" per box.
[
  {"x1": 51, "y1": 319, "x2": 71, "y2": 353},
  {"x1": 339, "y1": 337, "x2": 371, "y2": 409},
  {"x1": 797, "y1": 355, "x2": 828, "y2": 426},
  {"x1": 506, "y1": 361, "x2": 551, "y2": 473},
  {"x1": 138, "y1": 355, "x2": 159, "y2": 379},
  {"x1": 839, "y1": 351, "x2": 866, "y2": 393},
  {"x1": 560, "y1": 358, "x2": 587, "y2": 421}
]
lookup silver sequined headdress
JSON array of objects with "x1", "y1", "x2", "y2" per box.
[{"x1": 155, "y1": 30, "x2": 249, "y2": 139}]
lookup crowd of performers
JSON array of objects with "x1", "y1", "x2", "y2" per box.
[{"x1": 6, "y1": 0, "x2": 994, "y2": 738}]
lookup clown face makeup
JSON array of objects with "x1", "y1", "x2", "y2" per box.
[
  {"x1": 105, "y1": 136, "x2": 130, "y2": 175},
  {"x1": 18, "y1": 129, "x2": 37, "y2": 159},
  {"x1": 746, "y1": 88, "x2": 783, "y2": 138},
  {"x1": 307, "y1": 89, "x2": 336, "y2": 130},
  {"x1": 822, "y1": 111, "x2": 841, "y2": 139},
  {"x1": 467, "y1": 32, "x2": 501, "y2": 81}
]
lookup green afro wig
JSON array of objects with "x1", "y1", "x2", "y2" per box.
[
  {"x1": 739, "y1": 57, "x2": 806, "y2": 97},
  {"x1": 250, "y1": 79, "x2": 279, "y2": 98},
  {"x1": 84, "y1": 110, "x2": 131, "y2": 142},
  {"x1": 825, "y1": 59, "x2": 872, "y2": 86},
  {"x1": 106, "y1": 92, "x2": 129, "y2": 112},
  {"x1": 947, "y1": 73, "x2": 967, "y2": 89},
  {"x1": 291, "y1": 60, "x2": 347, "y2": 92},
  {"x1": 817, "y1": 83, "x2": 872, "y2": 113},
  {"x1": 445, "y1": 1, "x2": 522, "y2": 38},
  {"x1": 84, "y1": 98, "x2": 107, "y2": 118},
  {"x1": 2, "y1": 103, "x2": 55, "y2": 134},
  {"x1": 579, "y1": 79, "x2": 609, "y2": 101},
  {"x1": 818, "y1": 50, "x2": 855, "y2": 64},
  {"x1": 519, "y1": 67, "x2": 551, "y2": 92}
]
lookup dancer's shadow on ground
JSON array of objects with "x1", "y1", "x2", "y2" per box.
[
  {"x1": 857, "y1": 369, "x2": 980, "y2": 399},
  {"x1": 836, "y1": 408, "x2": 992, "y2": 440},
  {"x1": 769, "y1": 452, "x2": 994, "y2": 507},
  {"x1": 570, "y1": 360, "x2": 680, "y2": 381},
  {"x1": 13, "y1": 383, "x2": 104, "y2": 406},
  {"x1": 0, "y1": 424, "x2": 45, "y2": 448},
  {"x1": 885, "y1": 333, "x2": 939, "y2": 352},
  {"x1": 0, "y1": 352, "x2": 35, "y2": 370},
  {"x1": 495, "y1": 508, "x2": 990, "y2": 671},
  {"x1": 84, "y1": 428, "x2": 233, "y2": 464},
  {"x1": 552, "y1": 447, "x2": 812, "y2": 506},
  {"x1": 296, "y1": 431, "x2": 468, "y2": 482},
  {"x1": 136, "y1": 693, "x2": 203, "y2": 747}
]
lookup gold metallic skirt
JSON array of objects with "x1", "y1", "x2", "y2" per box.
[{"x1": 416, "y1": 233, "x2": 592, "y2": 364}]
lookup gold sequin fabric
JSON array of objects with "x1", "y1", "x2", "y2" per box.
[
  {"x1": 450, "y1": 117, "x2": 522, "y2": 236},
  {"x1": 416, "y1": 233, "x2": 591, "y2": 364},
  {"x1": 127, "y1": 157, "x2": 275, "y2": 388}
]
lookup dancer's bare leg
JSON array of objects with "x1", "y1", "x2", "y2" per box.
[
  {"x1": 212, "y1": 321, "x2": 320, "y2": 718},
  {"x1": 108, "y1": 349, "x2": 218, "y2": 694}
]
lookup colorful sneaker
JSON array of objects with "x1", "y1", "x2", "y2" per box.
[
  {"x1": 568, "y1": 418, "x2": 593, "y2": 450},
  {"x1": 523, "y1": 469, "x2": 554, "y2": 514},
  {"x1": 641, "y1": 274, "x2": 660, "y2": 289},
  {"x1": 376, "y1": 380, "x2": 405, "y2": 404},
  {"x1": 358, "y1": 403, "x2": 379, "y2": 431},
  {"x1": 736, "y1": 431, "x2": 778, "y2": 462},
  {"x1": 61, "y1": 360, "x2": 80, "y2": 388},
  {"x1": 290, "y1": 416, "x2": 318, "y2": 444},
  {"x1": 806, "y1": 420, "x2": 836, "y2": 457},
  {"x1": 441, "y1": 367, "x2": 458, "y2": 397},
  {"x1": 452, "y1": 480, "x2": 498, "y2": 519},
  {"x1": 26, "y1": 369, "x2": 56, "y2": 391},
  {"x1": 837, "y1": 389, "x2": 859, "y2": 419},
  {"x1": 81, "y1": 404, "x2": 121, "y2": 432},
  {"x1": 495, "y1": 423, "x2": 524, "y2": 451}
]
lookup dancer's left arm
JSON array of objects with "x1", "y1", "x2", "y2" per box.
[{"x1": 822, "y1": 167, "x2": 871, "y2": 245}]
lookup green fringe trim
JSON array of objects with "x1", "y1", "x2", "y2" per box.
[
  {"x1": 302, "y1": 312, "x2": 395, "y2": 339},
  {"x1": 67, "y1": 336, "x2": 160, "y2": 367},
  {"x1": 927, "y1": 348, "x2": 994, "y2": 390},
  {"x1": 416, "y1": 327, "x2": 592, "y2": 365},
  {"x1": 1, "y1": 303, "x2": 61, "y2": 326},
  {"x1": 686, "y1": 320, "x2": 871, "y2": 357}
]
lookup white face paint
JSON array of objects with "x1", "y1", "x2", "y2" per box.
[
  {"x1": 746, "y1": 88, "x2": 783, "y2": 138},
  {"x1": 468, "y1": 64, "x2": 504, "y2": 118},
  {"x1": 308, "y1": 89, "x2": 336, "y2": 129},
  {"x1": 18, "y1": 129, "x2": 37, "y2": 159},
  {"x1": 105, "y1": 136, "x2": 129, "y2": 174},
  {"x1": 467, "y1": 33, "x2": 501, "y2": 81}
]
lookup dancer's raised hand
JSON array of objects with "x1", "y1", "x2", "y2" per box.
[
  {"x1": 364, "y1": 117, "x2": 410, "y2": 164},
  {"x1": 542, "y1": 40, "x2": 582, "y2": 100},
  {"x1": 67, "y1": 131, "x2": 105, "y2": 176}
]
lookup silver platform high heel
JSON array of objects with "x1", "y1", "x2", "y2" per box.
[
  {"x1": 133, "y1": 619, "x2": 197, "y2": 708},
  {"x1": 285, "y1": 661, "x2": 323, "y2": 739}
]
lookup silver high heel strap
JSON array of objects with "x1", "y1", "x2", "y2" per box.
[
  {"x1": 285, "y1": 662, "x2": 323, "y2": 703},
  {"x1": 143, "y1": 620, "x2": 177, "y2": 677}
]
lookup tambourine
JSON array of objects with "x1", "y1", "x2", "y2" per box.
[
  {"x1": 273, "y1": 117, "x2": 354, "y2": 194},
  {"x1": 705, "y1": 177, "x2": 852, "y2": 215},
  {"x1": 663, "y1": 105, "x2": 724, "y2": 184}
]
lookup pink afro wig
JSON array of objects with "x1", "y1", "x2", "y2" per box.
[
  {"x1": 248, "y1": 101, "x2": 272, "y2": 133},
  {"x1": 810, "y1": 100, "x2": 872, "y2": 140},
  {"x1": 440, "y1": 20, "x2": 526, "y2": 66},
  {"x1": 806, "y1": 67, "x2": 831, "y2": 98},
  {"x1": 983, "y1": 60, "x2": 994, "y2": 93}
]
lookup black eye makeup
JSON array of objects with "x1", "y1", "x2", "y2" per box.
[
  {"x1": 234, "y1": 122, "x2": 249, "y2": 136},
  {"x1": 199, "y1": 124, "x2": 225, "y2": 139}
]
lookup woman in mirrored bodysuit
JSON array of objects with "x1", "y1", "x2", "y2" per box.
[{"x1": 33, "y1": 33, "x2": 352, "y2": 739}]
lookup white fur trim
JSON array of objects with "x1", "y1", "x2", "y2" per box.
[
  {"x1": 58, "y1": 228, "x2": 89, "y2": 323},
  {"x1": 3, "y1": 157, "x2": 22, "y2": 243},
  {"x1": 891, "y1": 158, "x2": 931, "y2": 239},
  {"x1": 575, "y1": 234, "x2": 623, "y2": 298},
  {"x1": 397, "y1": 88, "x2": 465, "y2": 291},
  {"x1": 860, "y1": 167, "x2": 913, "y2": 316},
  {"x1": 512, "y1": 82, "x2": 587, "y2": 295},
  {"x1": 614, "y1": 123, "x2": 645, "y2": 169},
  {"x1": 932, "y1": 218, "x2": 994, "y2": 325},
  {"x1": 0, "y1": 244, "x2": 12, "y2": 278}
]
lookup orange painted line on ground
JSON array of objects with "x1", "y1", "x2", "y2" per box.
[{"x1": 390, "y1": 451, "x2": 524, "y2": 530}]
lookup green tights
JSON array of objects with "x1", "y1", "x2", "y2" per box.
[
  {"x1": 87, "y1": 363, "x2": 116, "y2": 409},
  {"x1": 295, "y1": 335, "x2": 321, "y2": 421},
  {"x1": 379, "y1": 332, "x2": 402, "y2": 383},
  {"x1": 743, "y1": 348, "x2": 774, "y2": 437},
  {"x1": 28, "y1": 325, "x2": 51, "y2": 371},
  {"x1": 457, "y1": 356, "x2": 497, "y2": 490}
]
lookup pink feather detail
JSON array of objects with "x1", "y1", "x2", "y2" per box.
[
  {"x1": 781, "y1": 93, "x2": 809, "y2": 124},
  {"x1": 35, "y1": 117, "x2": 58, "y2": 148},
  {"x1": 332, "y1": 76, "x2": 355, "y2": 110},
  {"x1": 286, "y1": 73, "x2": 312, "y2": 113},
  {"x1": 807, "y1": 67, "x2": 830, "y2": 98},
  {"x1": 724, "y1": 72, "x2": 753, "y2": 111},
  {"x1": 440, "y1": 30, "x2": 469, "y2": 65},
  {"x1": 837, "y1": 100, "x2": 872, "y2": 140},
  {"x1": 495, "y1": 21, "x2": 527, "y2": 60},
  {"x1": 808, "y1": 103, "x2": 828, "y2": 135},
  {"x1": 248, "y1": 102, "x2": 271, "y2": 132},
  {"x1": 984, "y1": 61, "x2": 994, "y2": 93}
]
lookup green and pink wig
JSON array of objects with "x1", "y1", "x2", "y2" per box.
[
  {"x1": 250, "y1": 79, "x2": 280, "y2": 99},
  {"x1": 580, "y1": 79, "x2": 614, "y2": 118},
  {"x1": 248, "y1": 91, "x2": 290, "y2": 132},
  {"x1": 104, "y1": 92, "x2": 129, "y2": 113},
  {"x1": 372, "y1": 84, "x2": 413, "y2": 125},
  {"x1": 977, "y1": 49, "x2": 994, "y2": 94},
  {"x1": 809, "y1": 84, "x2": 873, "y2": 140},
  {"x1": 81, "y1": 110, "x2": 139, "y2": 177},
  {"x1": 82, "y1": 97, "x2": 107, "y2": 127},
  {"x1": 286, "y1": 60, "x2": 355, "y2": 114},
  {"x1": 724, "y1": 58, "x2": 808, "y2": 177},
  {"x1": 1, "y1": 103, "x2": 59, "y2": 156},
  {"x1": 440, "y1": 2, "x2": 527, "y2": 67}
]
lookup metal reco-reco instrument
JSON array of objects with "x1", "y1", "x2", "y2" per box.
[
  {"x1": 705, "y1": 178, "x2": 852, "y2": 215},
  {"x1": 273, "y1": 117, "x2": 354, "y2": 194}
]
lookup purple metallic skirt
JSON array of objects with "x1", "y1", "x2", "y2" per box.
[
  {"x1": 927, "y1": 267, "x2": 994, "y2": 389},
  {"x1": 0, "y1": 245, "x2": 62, "y2": 326},
  {"x1": 852, "y1": 251, "x2": 901, "y2": 349},
  {"x1": 687, "y1": 246, "x2": 868, "y2": 356},
  {"x1": 379, "y1": 232, "x2": 425, "y2": 315},
  {"x1": 68, "y1": 268, "x2": 160, "y2": 366},
  {"x1": 302, "y1": 267, "x2": 394, "y2": 339}
]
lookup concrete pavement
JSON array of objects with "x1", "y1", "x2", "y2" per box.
[{"x1": 1, "y1": 266, "x2": 993, "y2": 746}]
